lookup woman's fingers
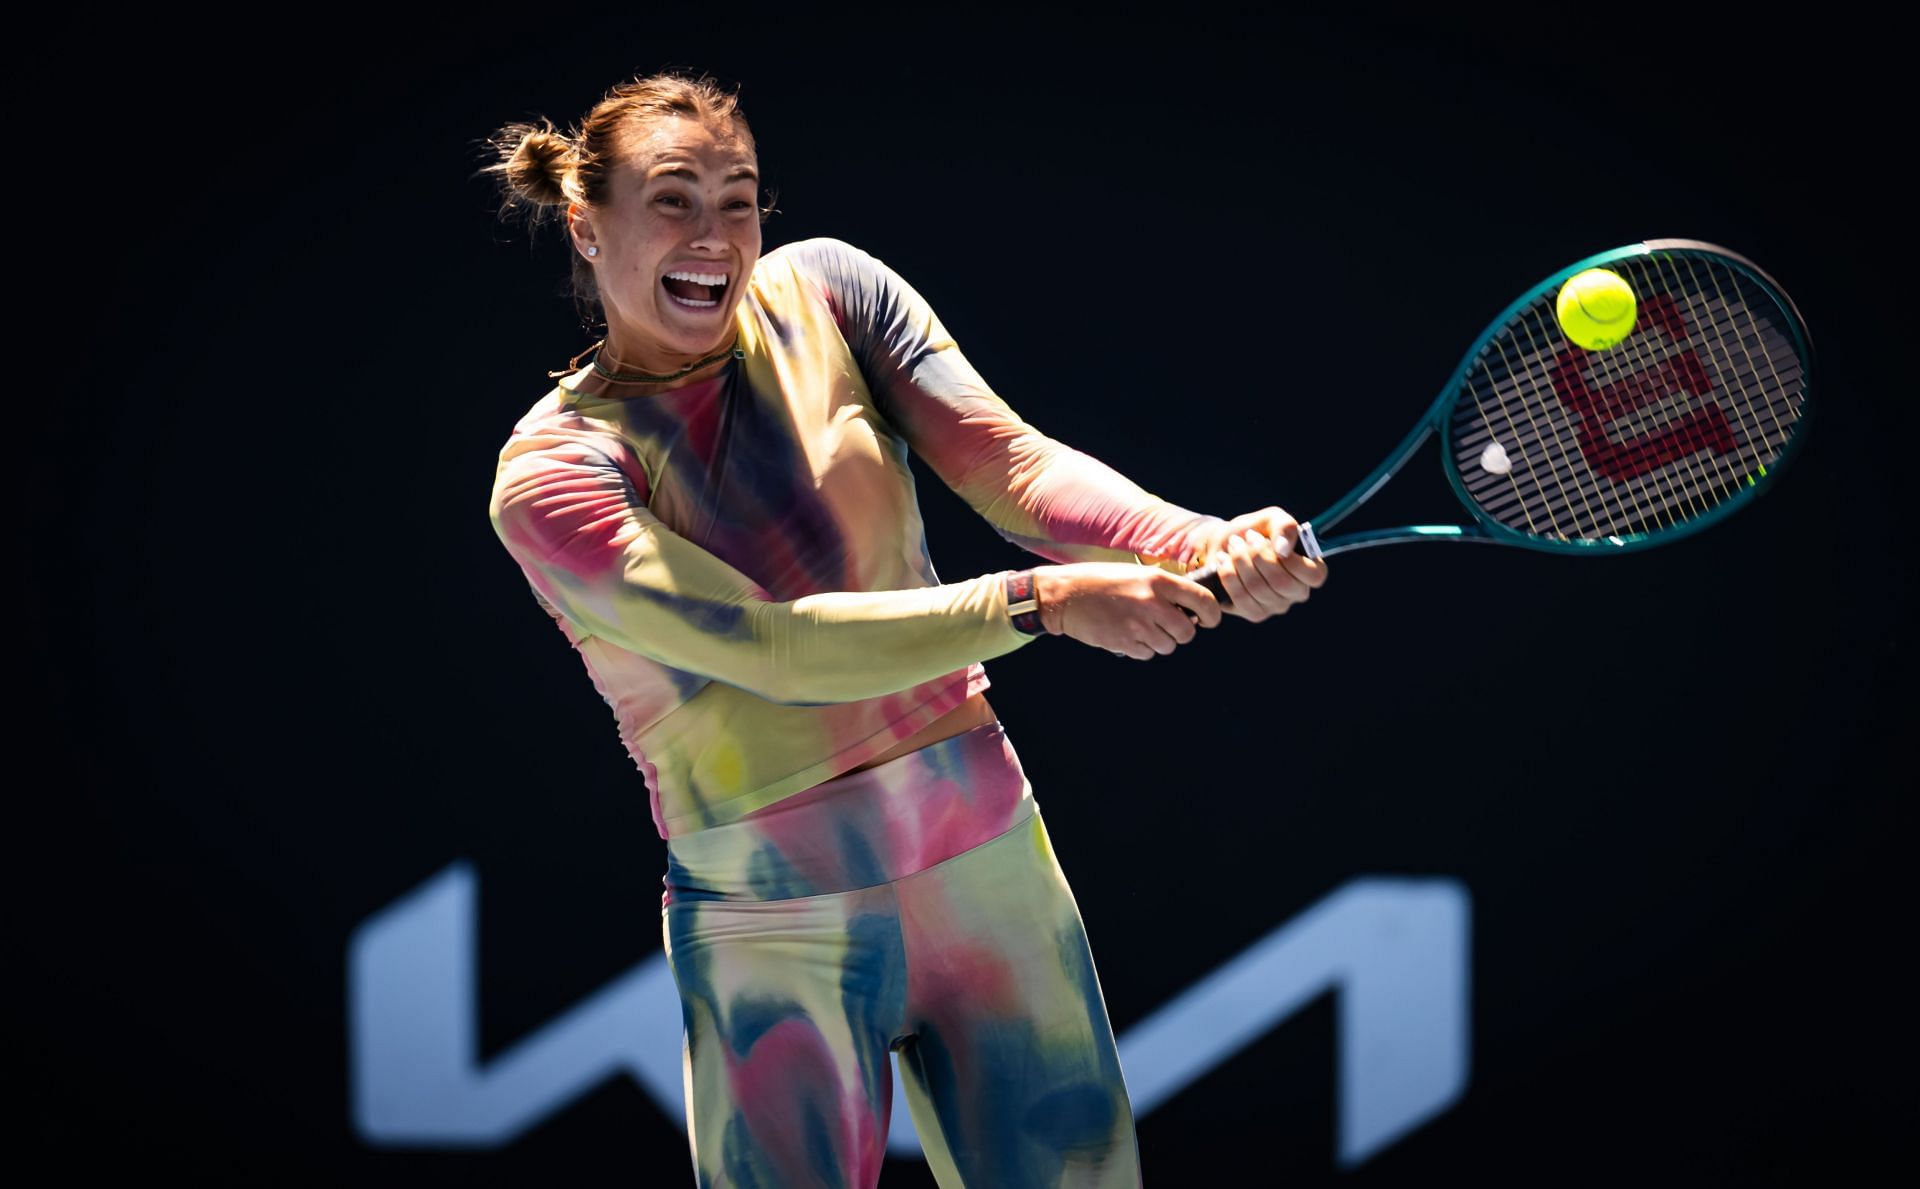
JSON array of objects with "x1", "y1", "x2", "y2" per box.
[
  {"x1": 1114, "y1": 601, "x2": 1198, "y2": 660},
  {"x1": 1245, "y1": 532, "x2": 1313, "y2": 604},
  {"x1": 1214, "y1": 531, "x2": 1319, "y2": 621},
  {"x1": 1251, "y1": 507, "x2": 1301, "y2": 558},
  {"x1": 1282, "y1": 552, "x2": 1326, "y2": 589},
  {"x1": 1227, "y1": 534, "x2": 1288, "y2": 619},
  {"x1": 1161, "y1": 574, "x2": 1224, "y2": 629},
  {"x1": 1212, "y1": 542, "x2": 1254, "y2": 616}
]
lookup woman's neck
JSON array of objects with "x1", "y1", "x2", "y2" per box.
[
  {"x1": 602, "y1": 325, "x2": 740, "y2": 381},
  {"x1": 568, "y1": 329, "x2": 742, "y2": 397}
]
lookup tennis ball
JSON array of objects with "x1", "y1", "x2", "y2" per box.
[{"x1": 1556, "y1": 268, "x2": 1638, "y2": 351}]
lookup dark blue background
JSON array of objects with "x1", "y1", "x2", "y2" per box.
[{"x1": 32, "y1": 6, "x2": 1907, "y2": 1184}]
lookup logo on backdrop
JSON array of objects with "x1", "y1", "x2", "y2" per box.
[{"x1": 349, "y1": 869, "x2": 1469, "y2": 1168}]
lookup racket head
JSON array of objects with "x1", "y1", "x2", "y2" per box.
[{"x1": 1434, "y1": 240, "x2": 1813, "y2": 554}]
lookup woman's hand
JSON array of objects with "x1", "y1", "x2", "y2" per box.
[
  {"x1": 1189, "y1": 506, "x2": 1328, "y2": 622},
  {"x1": 1030, "y1": 563, "x2": 1223, "y2": 660}
]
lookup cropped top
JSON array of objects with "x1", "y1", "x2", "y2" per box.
[{"x1": 488, "y1": 237, "x2": 1226, "y2": 838}]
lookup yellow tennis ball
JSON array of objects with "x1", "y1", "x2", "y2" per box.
[{"x1": 1556, "y1": 267, "x2": 1638, "y2": 351}]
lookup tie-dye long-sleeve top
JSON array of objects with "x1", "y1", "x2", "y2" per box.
[{"x1": 490, "y1": 237, "x2": 1226, "y2": 838}]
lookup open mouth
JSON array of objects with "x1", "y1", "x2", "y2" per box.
[{"x1": 661, "y1": 270, "x2": 729, "y2": 310}]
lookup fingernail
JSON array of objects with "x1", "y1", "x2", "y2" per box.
[{"x1": 1213, "y1": 551, "x2": 1230, "y2": 568}]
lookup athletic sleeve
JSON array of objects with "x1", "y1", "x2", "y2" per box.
[
  {"x1": 790, "y1": 237, "x2": 1227, "y2": 574},
  {"x1": 489, "y1": 422, "x2": 1038, "y2": 706}
]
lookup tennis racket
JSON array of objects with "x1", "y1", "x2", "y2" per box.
[{"x1": 1185, "y1": 239, "x2": 1813, "y2": 608}]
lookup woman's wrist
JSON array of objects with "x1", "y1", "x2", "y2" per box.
[{"x1": 1184, "y1": 516, "x2": 1234, "y2": 571}]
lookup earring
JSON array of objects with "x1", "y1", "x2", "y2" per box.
[{"x1": 586, "y1": 246, "x2": 599, "y2": 257}]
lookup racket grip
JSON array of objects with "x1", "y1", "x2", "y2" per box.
[
  {"x1": 1188, "y1": 566, "x2": 1231, "y2": 610},
  {"x1": 1181, "y1": 523, "x2": 1322, "y2": 612}
]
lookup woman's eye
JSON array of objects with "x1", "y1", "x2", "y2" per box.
[{"x1": 654, "y1": 194, "x2": 752, "y2": 212}]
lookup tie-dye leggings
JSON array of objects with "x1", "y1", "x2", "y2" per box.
[{"x1": 659, "y1": 719, "x2": 1143, "y2": 1187}]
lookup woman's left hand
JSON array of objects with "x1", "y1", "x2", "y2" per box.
[{"x1": 1189, "y1": 506, "x2": 1328, "y2": 622}]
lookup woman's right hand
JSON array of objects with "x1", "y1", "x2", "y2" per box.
[{"x1": 1029, "y1": 563, "x2": 1223, "y2": 660}]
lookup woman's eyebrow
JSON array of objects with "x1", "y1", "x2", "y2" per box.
[{"x1": 649, "y1": 165, "x2": 759, "y2": 184}]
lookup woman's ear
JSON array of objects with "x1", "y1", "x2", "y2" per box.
[{"x1": 567, "y1": 202, "x2": 599, "y2": 260}]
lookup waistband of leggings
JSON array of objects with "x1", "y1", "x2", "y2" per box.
[{"x1": 662, "y1": 719, "x2": 1035, "y2": 905}]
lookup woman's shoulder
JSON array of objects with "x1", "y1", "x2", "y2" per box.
[
  {"x1": 492, "y1": 391, "x2": 652, "y2": 497},
  {"x1": 750, "y1": 239, "x2": 891, "y2": 323},
  {"x1": 760, "y1": 235, "x2": 861, "y2": 263},
  {"x1": 499, "y1": 380, "x2": 625, "y2": 449},
  {"x1": 514, "y1": 379, "x2": 581, "y2": 422},
  {"x1": 553, "y1": 363, "x2": 609, "y2": 403},
  {"x1": 755, "y1": 236, "x2": 875, "y2": 283}
]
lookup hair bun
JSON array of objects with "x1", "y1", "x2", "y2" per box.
[{"x1": 492, "y1": 120, "x2": 575, "y2": 208}]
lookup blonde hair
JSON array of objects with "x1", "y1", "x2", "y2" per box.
[{"x1": 478, "y1": 70, "x2": 773, "y2": 327}]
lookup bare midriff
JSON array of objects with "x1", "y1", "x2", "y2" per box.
[{"x1": 844, "y1": 690, "x2": 998, "y2": 774}]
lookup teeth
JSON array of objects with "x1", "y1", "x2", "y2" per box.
[
  {"x1": 665, "y1": 270, "x2": 728, "y2": 286},
  {"x1": 669, "y1": 295, "x2": 719, "y2": 308}
]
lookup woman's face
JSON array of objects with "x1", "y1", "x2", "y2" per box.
[{"x1": 570, "y1": 116, "x2": 762, "y2": 371}]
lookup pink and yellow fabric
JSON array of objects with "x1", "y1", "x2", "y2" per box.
[
  {"x1": 488, "y1": 237, "x2": 1225, "y2": 838},
  {"x1": 662, "y1": 719, "x2": 1142, "y2": 1186}
]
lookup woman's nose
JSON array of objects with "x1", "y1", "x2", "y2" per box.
[{"x1": 688, "y1": 207, "x2": 725, "y2": 248}]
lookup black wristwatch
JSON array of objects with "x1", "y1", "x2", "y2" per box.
[{"x1": 1005, "y1": 570, "x2": 1046, "y2": 636}]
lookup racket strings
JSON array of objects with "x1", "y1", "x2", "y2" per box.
[
  {"x1": 1504, "y1": 311, "x2": 1636, "y2": 536},
  {"x1": 1596, "y1": 263, "x2": 1715, "y2": 526},
  {"x1": 1452, "y1": 250, "x2": 1806, "y2": 543},
  {"x1": 1462, "y1": 313, "x2": 1665, "y2": 537},
  {"x1": 1633, "y1": 255, "x2": 1800, "y2": 507},
  {"x1": 1473, "y1": 335, "x2": 1596, "y2": 539},
  {"x1": 1597, "y1": 256, "x2": 1765, "y2": 518},
  {"x1": 1493, "y1": 292, "x2": 1677, "y2": 533},
  {"x1": 1465, "y1": 309, "x2": 1638, "y2": 537},
  {"x1": 1684, "y1": 253, "x2": 1794, "y2": 457},
  {"x1": 1666, "y1": 263, "x2": 1766, "y2": 503}
]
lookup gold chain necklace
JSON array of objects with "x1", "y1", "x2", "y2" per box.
[{"x1": 548, "y1": 338, "x2": 744, "y2": 383}]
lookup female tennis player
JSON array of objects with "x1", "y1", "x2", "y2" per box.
[{"x1": 480, "y1": 70, "x2": 1326, "y2": 1188}]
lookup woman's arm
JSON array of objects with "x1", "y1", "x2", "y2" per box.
[
  {"x1": 790, "y1": 237, "x2": 1227, "y2": 574},
  {"x1": 489, "y1": 423, "x2": 1038, "y2": 705}
]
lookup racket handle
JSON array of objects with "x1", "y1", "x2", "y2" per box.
[
  {"x1": 1188, "y1": 566, "x2": 1230, "y2": 609},
  {"x1": 1181, "y1": 523, "x2": 1322, "y2": 612}
]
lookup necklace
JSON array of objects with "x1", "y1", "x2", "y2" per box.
[{"x1": 548, "y1": 337, "x2": 744, "y2": 384}]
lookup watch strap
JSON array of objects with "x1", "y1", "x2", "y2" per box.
[{"x1": 1005, "y1": 570, "x2": 1045, "y2": 636}]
